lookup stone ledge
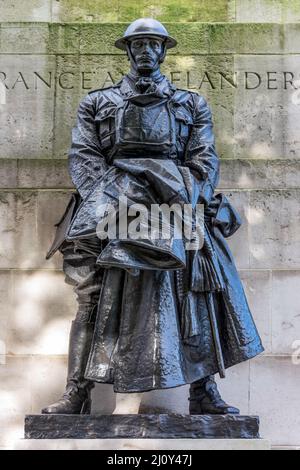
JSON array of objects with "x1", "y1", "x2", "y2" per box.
[
  {"x1": 25, "y1": 414, "x2": 260, "y2": 440},
  {"x1": 17, "y1": 438, "x2": 270, "y2": 450}
]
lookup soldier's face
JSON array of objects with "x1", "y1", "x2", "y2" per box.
[{"x1": 129, "y1": 37, "x2": 165, "y2": 72}]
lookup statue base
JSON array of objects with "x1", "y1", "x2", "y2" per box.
[
  {"x1": 25, "y1": 414, "x2": 260, "y2": 440},
  {"x1": 17, "y1": 438, "x2": 271, "y2": 450}
]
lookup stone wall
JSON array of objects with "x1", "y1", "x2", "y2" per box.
[{"x1": 0, "y1": 0, "x2": 300, "y2": 449}]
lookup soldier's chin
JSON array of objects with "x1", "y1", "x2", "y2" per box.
[{"x1": 136, "y1": 61, "x2": 154, "y2": 73}]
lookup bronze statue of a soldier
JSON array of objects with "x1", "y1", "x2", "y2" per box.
[{"x1": 42, "y1": 19, "x2": 263, "y2": 416}]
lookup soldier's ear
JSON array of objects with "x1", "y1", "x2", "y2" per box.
[
  {"x1": 159, "y1": 41, "x2": 167, "y2": 64},
  {"x1": 125, "y1": 43, "x2": 132, "y2": 62},
  {"x1": 126, "y1": 43, "x2": 130, "y2": 61}
]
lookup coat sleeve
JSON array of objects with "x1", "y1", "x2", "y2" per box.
[
  {"x1": 68, "y1": 93, "x2": 109, "y2": 199},
  {"x1": 184, "y1": 94, "x2": 220, "y2": 205}
]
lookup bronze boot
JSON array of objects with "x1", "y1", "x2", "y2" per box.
[
  {"x1": 189, "y1": 375, "x2": 240, "y2": 415},
  {"x1": 41, "y1": 321, "x2": 94, "y2": 415}
]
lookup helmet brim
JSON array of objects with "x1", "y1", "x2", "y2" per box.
[{"x1": 115, "y1": 33, "x2": 177, "y2": 51}]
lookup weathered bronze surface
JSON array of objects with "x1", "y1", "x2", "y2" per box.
[
  {"x1": 41, "y1": 18, "x2": 263, "y2": 417},
  {"x1": 25, "y1": 414, "x2": 260, "y2": 439}
]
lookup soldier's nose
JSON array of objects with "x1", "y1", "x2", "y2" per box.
[{"x1": 141, "y1": 42, "x2": 151, "y2": 52}]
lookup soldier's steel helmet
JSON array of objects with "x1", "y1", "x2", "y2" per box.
[{"x1": 115, "y1": 18, "x2": 177, "y2": 51}]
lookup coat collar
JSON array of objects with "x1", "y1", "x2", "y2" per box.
[{"x1": 118, "y1": 74, "x2": 176, "y2": 100}]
